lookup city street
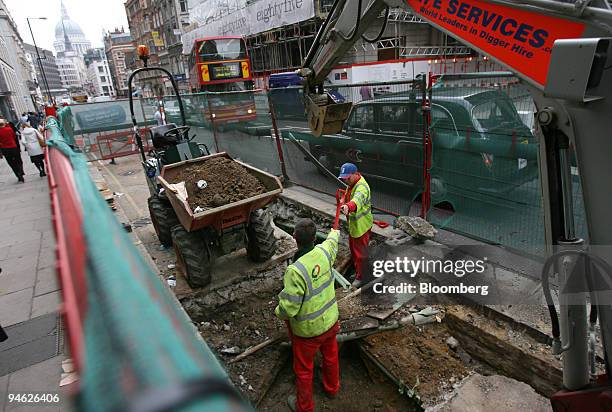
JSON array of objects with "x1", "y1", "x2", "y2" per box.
[{"x1": 0, "y1": 0, "x2": 608, "y2": 409}]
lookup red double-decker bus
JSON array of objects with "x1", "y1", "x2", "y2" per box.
[{"x1": 188, "y1": 36, "x2": 257, "y2": 124}]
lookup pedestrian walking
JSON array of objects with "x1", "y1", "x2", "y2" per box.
[
  {"x1": 28, "y1": 112, "x2": 40, "y2": 129},
  {"x1": 275, "y1": 219, "x2": 341, "y2": 412},
  {"x1": 20, "y1": 122, "x2": 46, "y2": 177},
  {"x1": 154, "y1": 107, "x2": 165, "y2": 126},
  {"x1": 338, "y1": 162, "x2": 373, "y2": 288},
  {"x1": 0, "y1": 270, "x2": 6, "y2": 343},
  {"x1": 359, "y1": 84, "x2": 373, "y2": 101},
  {"x1": 20, "y1": 112, "x2": 28, "y2": 125},
  {"x1": 0, "y1": 118, "x2": 24, "y2": 182}
]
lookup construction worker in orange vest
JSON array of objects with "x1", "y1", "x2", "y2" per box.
[{"x1": 339, "y1": 163, "x2": 373, "y2": 289}]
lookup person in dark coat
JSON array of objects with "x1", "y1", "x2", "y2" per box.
[{"x1": 28, "y1": 112, "x2": 40, "y2": 129}]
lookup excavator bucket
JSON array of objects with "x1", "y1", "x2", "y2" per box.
[{"x1": 306, "y1": 93, "x2": 352, "y2": 137}]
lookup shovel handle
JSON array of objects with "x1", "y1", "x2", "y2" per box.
[{"x1": 333, "y1": 189, "x2": 347, "y2": 230}]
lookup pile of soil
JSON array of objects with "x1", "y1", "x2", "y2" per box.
[
  {"x1": 363, "y1": 320, "x2": 470, "y2": 406},
  {"x1": 168, "y1": 157, "x2": 267, "y2": 210}
]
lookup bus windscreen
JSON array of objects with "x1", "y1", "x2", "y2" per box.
[{"x1": 197, "y1": 38, "x2": 246, "y2": 62}]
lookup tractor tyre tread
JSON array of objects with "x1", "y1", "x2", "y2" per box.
[
  {"x1": 148, "y1": 195, "x2": 179, "y2": 247},
  {"x1": 247, "y1": 209, "x2": 278, "y2": 263},
  {"x1": 171, "y1": 225, "x2": 212, "y2": 288}
]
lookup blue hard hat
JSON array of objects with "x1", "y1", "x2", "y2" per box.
[{"x1": 338, "y1": 163, "x2": 357, "y2": 179}]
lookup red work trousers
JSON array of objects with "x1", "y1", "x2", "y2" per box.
[
  {"x1": 349, "y1": 229, "x2": 371, "y2": 281},
  {"x1": 289, "y1": 321, "x2": 340, "y2": 412}
]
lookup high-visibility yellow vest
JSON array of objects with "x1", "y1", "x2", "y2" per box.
[
  {"x1": 275, "y1": 230, "x2": 339, "y2": 338},
  {"x1": 348, "y1": 176, "x2": 373, "y2": 238}
]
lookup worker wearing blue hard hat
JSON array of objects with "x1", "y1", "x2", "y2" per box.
[{"x1": 338, "y1": 163, "x2": 373, "y2": 288}]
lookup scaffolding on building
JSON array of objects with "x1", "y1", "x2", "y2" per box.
[{"x1": 244, "y1": 8, "x2": 475, "y2": 78}]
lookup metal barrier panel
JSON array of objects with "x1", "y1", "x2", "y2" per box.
[
  {"x1": 158, "y1": 91, "x2": 283, "y2": 176},
  {"x1": 157, "y1": 81, "x2": 425, "y2": 216},
  {"x1": 129, "y1": 76, "x2": 588, "y2": 256},
  {"x1": 63, "y1": 98, "x2": 156, "y2": 161},
  {"x1": 427, "y1": 74, "x2": 587, "y2": 255},
  {"x1": 47, "y1": 113, "x2": 250, "y2": 411},
  {"x1": 95, "y1": 129, "x2": 154, "y2": 160},
  {"x1": 275, "y1": 79, "x2": 427, "y2": 216}
]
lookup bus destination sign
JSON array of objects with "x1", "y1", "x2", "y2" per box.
[{"x1": 210, "y1": 62, "x2": 242, "y2": 81}]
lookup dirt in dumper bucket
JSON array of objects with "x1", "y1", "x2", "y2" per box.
[{"x1": 168, "y1": 157, "x2": 267, "y2": 210}]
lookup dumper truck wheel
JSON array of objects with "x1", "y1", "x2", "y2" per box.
[
  {"x1": 247, "y1": 209, "x2": 278, "y2": 263},
  {"x1": 171, "y1": 225, "x2": 213, "y2": 288},
  {"x1": 148, "y1": 196, "x2": 179, "y2": 247}
]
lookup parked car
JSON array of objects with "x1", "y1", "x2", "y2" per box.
[{"x1": 298, "y1": 86, "x2": 538, "y2": 213}]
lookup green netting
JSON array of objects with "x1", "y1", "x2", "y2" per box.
[
  {"x1": 56, "y1": 106, "x2": 76, "y2": 146},
  {"x1": 47, "y1": 113, "x2": 250, "y2": 412}
]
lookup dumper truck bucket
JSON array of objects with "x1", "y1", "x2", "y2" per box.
[{"x1": 306, "y1": 93, "x2": 352, "y2": 137}]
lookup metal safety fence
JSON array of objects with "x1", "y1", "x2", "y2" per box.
[
  {"x1": 426, "y1": 73, "x2": 545, "y2": 254},
  {"x1": 46, "y1": 113, "x2": 250, "y2": 411},
  {"x1": 59, "y1": 98, "x2": 156, "y2": 161},
  {"x1": 276, "y1": 79, "x2": 428, "y2": 216},
  {"x1": 61, "y1": 74, "x2": 588, "y2": 257}
]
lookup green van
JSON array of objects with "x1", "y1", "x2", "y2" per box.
[{"x1": 299, "y1": 87, "x2": 539, "y2": 215}]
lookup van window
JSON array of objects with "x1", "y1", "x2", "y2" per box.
[
  {"x1": 378, "y1": 104, "x2": 418, "y2": 135},
  {"x1": 431, "y1": 106, "x2": 456, "y2": 134},
  {"x1": 471, "y1": 99, "x2": 519, "y2": 131},
  {"x1": 347, "y1": 105, "x2": 374, "y2": 131}
]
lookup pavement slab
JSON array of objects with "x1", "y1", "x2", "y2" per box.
[
  {"x1": 0, "y1": 289, "x2": 33, "y2": 327},
  {"x1": 31, "y1": 292, "x2": 61, "y2": 320},
  {"x1": 0, "y1": 314, "x2": 62, "y2": 376},
  {"x1": 34, "y1": 268, "x2": 59, "y2": 298},
  {"x1": 5, "y1": 356, "x2": 65, "y2": 411},
  {"x1": 431, "y1": 374, "x2": 551, "y2": 412},
  {"x1": 0, "y1": 152, "x2": 64, "y2": 411},
  {"x1": 0, "y1": 267, "x2": 37, "y2": 295}
]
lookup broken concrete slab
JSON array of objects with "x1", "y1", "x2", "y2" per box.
[{"x1": 429, "y1": 374, "x2": 551, "y2": 412}]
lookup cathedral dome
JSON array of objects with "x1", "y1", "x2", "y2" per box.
[
  {"x1": 54, "y1": 18, "x2": 85, "y2": 40},
  {"x1": 54, "y1": 1, "x2": 92, "y2": 56}
]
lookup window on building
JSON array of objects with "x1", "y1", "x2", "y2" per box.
[
  {"x1": 98, "y1": 66, "x2": 104, "y2": 73},
  {"x1": 100, "y1": 76, "x2": 106, "y2": 82},
  {"x1": 179, "y1": 0, "x2": 187, "y2": 12}
]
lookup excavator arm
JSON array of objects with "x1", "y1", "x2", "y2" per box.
[{"x1": 301, "y1": 1, "x2": 612, "y2": 410}]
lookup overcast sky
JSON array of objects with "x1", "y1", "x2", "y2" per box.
[{"x1": 5, "y1": 0, "x2": 130, "y2": 53}]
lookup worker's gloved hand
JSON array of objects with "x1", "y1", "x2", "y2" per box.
[{"x1": 340, "y1": 204, "x2": 349, "y2": 216}]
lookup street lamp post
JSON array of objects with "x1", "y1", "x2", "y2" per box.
[{"x1": 26, "y1": 17, "x2": 52, "y2": 105}]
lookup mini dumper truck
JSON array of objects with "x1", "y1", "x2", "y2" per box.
[{"x1": 128, "y1": 45, "x2": 282, "y2": 288}]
